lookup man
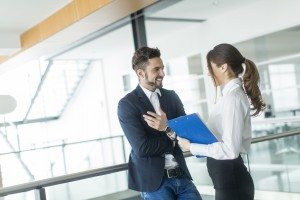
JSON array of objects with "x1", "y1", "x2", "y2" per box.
[{"x1": 118, "y1": 47, "x2": 202, "y2": 199}]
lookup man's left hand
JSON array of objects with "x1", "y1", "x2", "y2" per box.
[{"x1": 143, "y1": 108, "x2": 167, "y2": 131}]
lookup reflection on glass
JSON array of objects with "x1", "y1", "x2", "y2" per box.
[
  {"x1": 249, "y1": 135, "x2": 300, "y2": 193},
  {"x1": 0, "y1": 136, "x2": 126, "y2": 187},
  {"x1": 145, "y1": 1, "x2": 209, "y2": 121},
  {"x1": 0, "y1": 191, "x2": 34, "y2": 200},
  {"x1": 235, "y1": 26, "x2": 300, "y2": 119},
  {"x1": 46, "y1": 171, "x2": 129, "y2": 200},
  {"x1": 0, "y1": 21, "x2": 134, "y2": 188}
]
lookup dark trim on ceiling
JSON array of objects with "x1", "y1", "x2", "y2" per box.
[{"x1": 146, "y1": 17, "x2": 206, "y2": 23}]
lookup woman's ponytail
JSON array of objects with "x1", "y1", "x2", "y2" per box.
[{"x1": 243, "y1": 59, "x2": 266, "y2": 116}]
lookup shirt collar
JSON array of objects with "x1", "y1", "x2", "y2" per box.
[
  {"x1": 139, "y1": 84, "x2": 161, "y2": 99},
  {"x1": 220, "y1": 78, "x2": 242, "y2": 96}
]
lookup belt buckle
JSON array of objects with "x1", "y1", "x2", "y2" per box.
[{"x1": 166, "y1": 168, "x2": 177, "y2": 178}]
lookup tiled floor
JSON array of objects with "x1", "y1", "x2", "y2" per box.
[
  {"x1": 91, "y1": 185, "x2": 300, "y2": 200},
  {"x1": 255, "y1": 190, "x2": 300, "y2": 200},
  {"x1": 197, "y1": 185, "x2": 300, "y2": 200}
]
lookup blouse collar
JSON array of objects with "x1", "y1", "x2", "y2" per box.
[{"x1": 220, "y1": 78, "x2": 242, "y2": 96}]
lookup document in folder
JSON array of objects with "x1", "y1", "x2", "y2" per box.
[{"x1": 167, "y1": 113, "x2": 218, "y2": 145}]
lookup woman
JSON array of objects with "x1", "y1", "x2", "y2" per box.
[
  {"x1": 143, "y1": 43, "x2": 265, "y2": 200},
  {"x1": 178, "y1": 43, "x2": 266, "y2": 200}
]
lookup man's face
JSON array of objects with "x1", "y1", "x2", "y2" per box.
[{"x1": 138, "y1": 57, "x2": 165, "y2": 91}]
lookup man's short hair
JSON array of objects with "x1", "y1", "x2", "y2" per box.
[{"x1": 132, "y1": 47, "x2": 161, "y2": 71}]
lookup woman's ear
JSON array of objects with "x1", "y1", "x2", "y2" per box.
[{"x1": 220, "y1": 63, "x2": 228, "y2": 73}]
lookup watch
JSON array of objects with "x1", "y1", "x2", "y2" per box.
[
  {"x1": 165, "y1": 126, "x2": 172, "y2": 133},
  {"x1": 165, "y1": 126, "x2": 177, "y2": 141}
]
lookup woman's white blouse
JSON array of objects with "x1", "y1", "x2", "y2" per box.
[{"x1": 190, "y1": 78, "x2": 251, "y2": 160}]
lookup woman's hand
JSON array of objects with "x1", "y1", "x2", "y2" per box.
[
  {"x1": 177, "y1": 136, "x2": 191, "y2": 151},
  {"x1": 143, "y1": 108, "x2": 167, "y2": 131}
]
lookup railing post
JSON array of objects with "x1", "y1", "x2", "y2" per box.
[
  {"x1": 34, "y1": 187, "x2": 46, "y2": 200},
  {"x1": 121, "y1": 136, "x2": 126, "y2": 163},
  {"x1": 0, "y1": 165, "x2": 3, "y2": 188}
]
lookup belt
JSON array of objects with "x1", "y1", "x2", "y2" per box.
[{"x1": 164, "y1": 167, "x2": 184, "y2": 178}]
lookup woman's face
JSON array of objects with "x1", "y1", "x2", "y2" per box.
[{"x1": 208, "y1": 61, "x2": 224, "y2": 86}]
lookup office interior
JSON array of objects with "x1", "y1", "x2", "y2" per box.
[{"x1": 0, "y1": 0, "x2": 300, "y2": 199}]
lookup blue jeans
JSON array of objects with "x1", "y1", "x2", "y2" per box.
[{"x1": 141, "y1": 178, "x2": 202, "y2": 200}]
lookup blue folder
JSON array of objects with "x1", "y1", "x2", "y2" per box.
[{"x1": 167, "y1": 113, "x2": 218, "y2": 145}]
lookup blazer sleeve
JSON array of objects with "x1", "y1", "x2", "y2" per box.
[
  {"x1": 118, "y1": 99, "x2": 174, "y2": 157},
  {"x1": 172, "y1": 91, "x2": 186, "y2": 117}
]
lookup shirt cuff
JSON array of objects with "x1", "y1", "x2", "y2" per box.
[
  {"x1": 166, "y1": 131, "x2": 177, "y2": 141},
  {"x1": 190, "y1": 143, "x2": 209, "y2": 156}
]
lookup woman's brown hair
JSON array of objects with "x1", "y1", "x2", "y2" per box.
[{"x1": 207, "y1": 43, "x2": 265, "y2": 116}]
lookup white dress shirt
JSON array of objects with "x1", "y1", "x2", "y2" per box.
[
  {"x1": 140, "y1": 85, "x2": 179, "y2": 169},
  {"x1": 190, "y1": 78, "x2": 252, "y2": 160}
]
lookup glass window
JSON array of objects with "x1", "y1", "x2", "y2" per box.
[
  {"x1": 0, "y1": 18, "x2": 135, "y2": 187},
  {"x1": 144, "y1": 1, "x2": 209, "y2": 120},
  {"x1": 235, "y1": 26, "x2": 300, "y2": 117}
]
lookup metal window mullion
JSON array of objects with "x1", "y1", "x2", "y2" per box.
[{"x1": 131, "y1": 10, "x2": 147, "y2": 50}]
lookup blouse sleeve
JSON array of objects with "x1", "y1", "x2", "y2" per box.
[{"x1": 190, "y1": 93, "x2": 246, "y2": 159}]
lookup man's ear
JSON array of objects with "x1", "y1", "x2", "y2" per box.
[{"x1": 136, "y1": 69, "x2": 145, "y2": 79}]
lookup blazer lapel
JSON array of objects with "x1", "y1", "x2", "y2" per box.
[
  {"x1": 136, "y1": 85, "x2": 155, "y2": 113},
  {"x1": 158, "y1": 89, "x2": 169, "y2": 118}
]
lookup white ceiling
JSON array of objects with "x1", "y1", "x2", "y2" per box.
[
  {"x1": 1, "y1": 0, "x2": 300, "y2": 73},
  {"x1": 0, "y1": 0, "x2": 71, "y2": 55},
  {"x1": 56, "y1": 0, "x2": 263, "y2": 60},
  {"x1": 148, "y1": 0, "x2": 262, "y2": 20},
  {"x1": 0, "y1": 0, "x2": 71, "y2": 34},
  {"x1": 56, "y1": 0, "x2": 300, "y2": 64},
  {"x1": 0, "y1": 0, "x2": 261, "y2": 57}
]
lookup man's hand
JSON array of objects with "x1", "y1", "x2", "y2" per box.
[
  {"x1": 177, "y1": 136, "x2": 191, "y2": 151},
  {"x1": 143, "y1": 108, "x2": 167, "y2": 131}
]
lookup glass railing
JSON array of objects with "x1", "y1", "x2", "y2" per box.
[
  {"x1": 45, "y1": 171, "x2": 128, "y2": 200},
  {"x1": 249, "y1": 132, "x2": 300, "y2": 193},
  {"x1": 1, "y1": 118, "x2": 300, "y2": 199},
  {"x1": 0, "y1": 135, "x2": 128, "y2": 187},
  {"x1": 251, "y1": 116, "x2": 300, "y2": 137},
  {"x1": 186, "y1": 117, "x2": 300, "y2": 198},
  {"x1": 250, "y1": 117, "x2": 300, "y2": 193},
  {"x1": 0, "y1": 191, "x2": 34, "y2": 200},
  {"x1": 186, "y1": 129, "x2": 300, "y2": 198}
]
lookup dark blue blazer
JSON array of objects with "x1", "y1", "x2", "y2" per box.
[{"x1": 118, "y1": 85, "x2": 192, "y2": 192}]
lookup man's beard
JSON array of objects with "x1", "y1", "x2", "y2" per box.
[{"x1": 145, "y1": 74, "x2": 163, "y2": 89}]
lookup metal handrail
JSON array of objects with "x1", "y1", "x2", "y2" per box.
[
  {"x1": 0, "y1": 129, "x2": 300, "y2": 197},
  {"x1": 251, "y1": 129, "x2": 300, "y2": 143},
  {"x1": 0, "y1": 163, "x2": 128, "y2": 196},
  {"x1": 251, "y1": 116, "x2": 300, "y2": 124},
  {"x1": 0, "y1": 135, "x2": 124, "y2": 156}
]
